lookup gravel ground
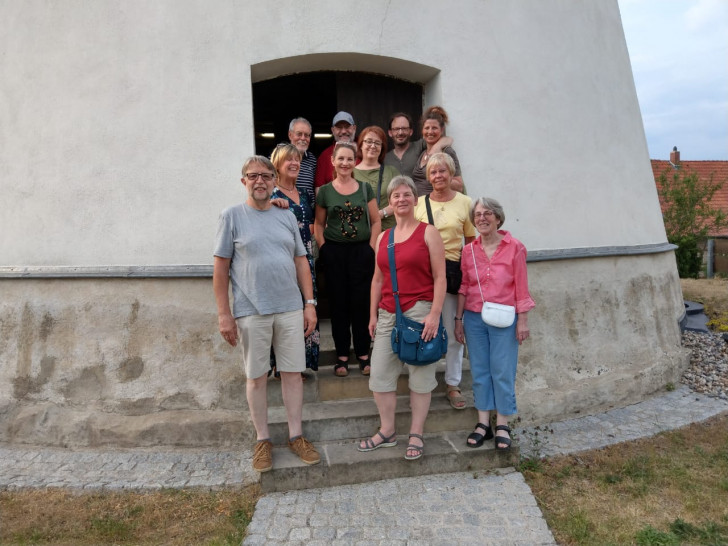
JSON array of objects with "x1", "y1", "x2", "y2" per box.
[{"x1": 681, "y1": 330, "x2": 728, "y2": 400}]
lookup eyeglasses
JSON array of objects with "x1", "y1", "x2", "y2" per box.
[
  {"x1": 244, "y1": 172, "x2": 275, "y2": 182},
  {"x1": 391, "y1": 127, "x2": 411, "y2": 133},
  {"x1": 474, "y1": 210, "x2": 496, "y2": 219},
  {"x1": 292, "y1": 131, "x2": 311, "y2": 139},
  {"x1": 363, "y1": 139, "x2": 382, "y2": 148}
]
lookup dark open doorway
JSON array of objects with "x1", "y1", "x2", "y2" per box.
[
  {"x1": 252, "y1": 71, "x2": 423, "y2": 157},
  {"x1": 252, "y1": 71, "x2": 423, "y2": 320}
]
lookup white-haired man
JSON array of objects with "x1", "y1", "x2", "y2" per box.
[{"x1": 288, "y1": 117, "x2": 316, "y2": 206}]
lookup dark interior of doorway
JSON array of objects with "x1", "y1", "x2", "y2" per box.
[
  {"x1": 252, "y1": 71, "x2": 423, "y2": 158},
  {"x1": 252, "y1": 71, "x2": 423, "y2": 320}
]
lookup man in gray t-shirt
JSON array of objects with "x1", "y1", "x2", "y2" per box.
[{"x1": 213, "y1": 155, "x2": 320, "y2": 472}]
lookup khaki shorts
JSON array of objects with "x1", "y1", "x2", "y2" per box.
[
  {"x1": 369, "y1": 300, "x2": 439, "y2": 394},
  {"x1": 236, "y1": 310, "x2": 305, "y2": 379}
]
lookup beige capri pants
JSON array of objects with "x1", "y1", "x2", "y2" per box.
[{"x1": 369, "y1": 300, "x2": 439, "y2": 394}]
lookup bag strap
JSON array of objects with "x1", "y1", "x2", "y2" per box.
[
  {"x1": 471, "y1": 242, "x2": 486, "y2": 304},
  {"x1": 389, "y1": 226, "x2": 445, "y2": 334},
  {"x1": 387, "y1": 227, "x2": 404, "y2": 322},
  {"x1": 361, "y1": 180, "x2": 370, "y2": 230},
  {"x1": 425, "y1": 195, "x2": 434, "y2": 225},
  {"x1": 376, "y1": 165, "x2": 384, "y2": 207}
]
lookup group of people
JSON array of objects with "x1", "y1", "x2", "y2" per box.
[{"x1": 213, "y1": 108, "x2": 535, "y2": 472}]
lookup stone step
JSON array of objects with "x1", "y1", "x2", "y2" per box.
[
  {"x1": 266, "y1": 391, "x2": 479, "y2": 445},
  {"x1": 265, "y1": 358, "x2": 473, "y2": 407},
  {"x1": 260, "y1": 431, "x2": 519, "y2": 492}
]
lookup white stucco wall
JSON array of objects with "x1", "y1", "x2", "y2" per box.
[
  {"x1": 0, "y1": 0, "x2": 664, "y2": 267},
  {"x1": 0, "y1": 1, "x2": 687, "y2": 448}
]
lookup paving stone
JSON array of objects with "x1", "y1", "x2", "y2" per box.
[{"x1": 2, "y1": 386, "x2": 727, "y2": 545}]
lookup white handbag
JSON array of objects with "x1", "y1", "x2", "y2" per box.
[
  {"x1": 481, "y1": 301, "x2": 516, "y2": 328},
  {"x1": 471, "y1": 244, "x2": 516, "y2": 328}
]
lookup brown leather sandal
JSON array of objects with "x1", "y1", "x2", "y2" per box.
[{"x1": 446, "y1": 385, "x2": 466, "y2": 410}]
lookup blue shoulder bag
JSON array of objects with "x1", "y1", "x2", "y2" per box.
[{"x1": 387, "y1": 227, "x2": 448, "y2": 366}]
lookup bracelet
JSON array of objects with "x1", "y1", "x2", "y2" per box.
[
  {"x1": 381, "y1": 209, "x2": 388, "y2": 218},
  {"x1": 454, "y1": 316, "x2": 463, "y2": 321}
]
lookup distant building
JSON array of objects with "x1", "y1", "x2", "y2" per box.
[{"x1": 652, "y1": 147, "x2": 728, "y2": 237}]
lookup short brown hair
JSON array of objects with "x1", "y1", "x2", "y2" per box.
[{"x1": 356, "y1": 126, "x2": 388, "y2": 163}]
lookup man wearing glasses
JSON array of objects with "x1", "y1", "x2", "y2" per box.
[
  {"x1": 213, "y1": 156, "x2": 320, "y2": 473},
  {"x1": 287, "y1": 117, "x2": 316, "y2": 206},
  {"x1": 384, "y1": 112, "x2": 452, "y2": 178},
  {"x1": 314, "y1": 111, "x2": 357, "y2": 191}
]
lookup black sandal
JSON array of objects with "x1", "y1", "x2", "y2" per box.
[
  {"x1": 467, "y1": 422, "x2": 493, "y2": 448},
  {"x1": 494, "y1": 425, "x2": 512, "y2": 450},
  {"x1": 334, "y1": 358, "x2": 349, "y2": 377},
  {"x1": 358, "y1": 357, "x2": 370, "y2": 376}
]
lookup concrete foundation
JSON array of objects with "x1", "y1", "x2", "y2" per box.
[{"x1": 0, "y1": 251, "x2": 688, "y2": 448}]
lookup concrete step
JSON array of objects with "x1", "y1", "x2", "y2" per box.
[
  {"x1": 260, "y1": 431, "x2": 519, "y2": 492},
  {"x1": 259, "y1": 320, "x2": 500, "y2": 492},
  {"x1": 266, "y1": 391, "x2": 479, "y2": 445},
  {"x1": 265, "y1": 357, "x2": 473, "y2": 406}
]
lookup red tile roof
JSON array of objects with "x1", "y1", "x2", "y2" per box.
[{"x1": 652, "y1": 159, "x2": 728, "y2": 237}]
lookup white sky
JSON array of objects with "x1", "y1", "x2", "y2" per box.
[{"x1": 618, "y1": 0, "x2": 728, "y2": 160}]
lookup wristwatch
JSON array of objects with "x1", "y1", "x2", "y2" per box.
[{"x1": 304, "y1": 299, "x2": 317, "y2": 306}]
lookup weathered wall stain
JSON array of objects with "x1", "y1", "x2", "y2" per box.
[
  {"x1": 217, "y1": 376, "x2": 247, "y2": 410},
  {"x1": 160, "y1": 392, "x2": 200, "y2": 410},
  {"x1": 39, "y1": 312, "x2": 54, "y2": 341},
  {"x1": 127, "y1": 300, "x2": 140, "y2": 327},
  {"x1": 12, "y1": 356, "x2": 56, "y2": 399},
  {"x1": 61, "y1": 366, "x2": 107, "y2": 402},
  {"x1": 16, "y1": 304, "x2": 34, "y2": 382},
  {"x1": 118, "y1": 356, "x2": 144, "y2": 382}
]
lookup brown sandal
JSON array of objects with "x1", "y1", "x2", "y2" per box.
[{"x1": 446, "y1": 385, "x2": 466, "y2": 410}]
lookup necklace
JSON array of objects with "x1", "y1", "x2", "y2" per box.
[{"x1": 277, "y1": 183, "x2": 296, "y2": 192}]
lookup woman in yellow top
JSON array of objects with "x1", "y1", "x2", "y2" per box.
[{"x1": 414, "y1": 153, "x2": 476, "y2": 410}]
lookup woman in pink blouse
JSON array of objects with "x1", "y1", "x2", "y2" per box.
[{"x1": 454, "y1": 198, "x2": 535, "y2": 450}]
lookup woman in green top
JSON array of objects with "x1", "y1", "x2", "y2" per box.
[
  {"x1": 315, "y1": 142, "x2": 381, "y2": 377},
  {"x1": 354, "y1": 125, "x2": 400, "y2": 230}
]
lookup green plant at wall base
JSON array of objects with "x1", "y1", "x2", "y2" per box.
[
  {"x1": 658, "y1": 169, "x2": 727, "y2": 278},
  {"x1": 707, "y1": 312, "x2": 728, "y2": 332}
]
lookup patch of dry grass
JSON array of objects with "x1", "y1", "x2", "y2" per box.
[
  {"x1": 0, "y1": 485, "x2": 261, "y2": 546},
  {"x1": 680, "y1": 278, "x2": 728, "y2": 318},
  {"x1": 523, "y1": 414, "x2": 728, "y2": 545}
]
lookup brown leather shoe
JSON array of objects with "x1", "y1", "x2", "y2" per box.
[
  {"x1": 252, "y1": 439, "x2": 273, "y2": 472},
  {"x1": 288, "y1": 435, "x2": 321, "y2": 465}
]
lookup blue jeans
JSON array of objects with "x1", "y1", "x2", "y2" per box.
[{"x1": 463, "y1": 309, "x2": 519, "y2": 416}]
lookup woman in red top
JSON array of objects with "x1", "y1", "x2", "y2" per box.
[
  {"x1": 454, "y1": 198, "x2": 535, "y2": 450},
  {"x1": 357, "y1": 176, "x2": 446, "y2": 461}
]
